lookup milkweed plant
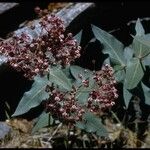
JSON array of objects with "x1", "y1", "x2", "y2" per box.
[{"x1": 0, "y1": 7, "x2": 149, "y2": 138}]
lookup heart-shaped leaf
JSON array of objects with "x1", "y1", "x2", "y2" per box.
[
  {"x1": 132, "y1": 35, "x2": 150, "y2": 58},
  {"x1": 124, "y1": 58, "x2": 144, "y2": 89},
  {"x1": 113, "y1": 64, "x2": 125, "y2": 83}
]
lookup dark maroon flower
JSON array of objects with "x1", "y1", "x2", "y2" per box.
[
  {"x1": 87, "y1": 64, "x2": 118, "y2": 112},
  {"x1": 45, "y1": 64, "x2": 118, "y2": 123},
  {"x1": 45, "y1": 85, "x2": 85, "y2": 123},
  {"x1": 0, "y1": 11, "x2": 81, "y2": 80}
]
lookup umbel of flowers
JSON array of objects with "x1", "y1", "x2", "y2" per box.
[
  {"x1": 0, "y1": 8, "x2": 81, "y2": 79},
  {"x1": 45, "y1": 64, "x2": 118, "y2": 123}
]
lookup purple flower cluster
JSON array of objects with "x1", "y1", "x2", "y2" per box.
[
  {"x1": 0, "y1": 7, "x2": 118, "y2": 123},
  {"x1": 0, "y1": 9, "x2": 81, "y2": 79},
  {"x1": 45, "y1": 64, "x2": 118, "y2": 123},
  {"x1": 87, "y1": 64, "x2": 118, "y2": 112},
  {"x1": 45, "y1": 85, "x2": 85, "y2": 123}
]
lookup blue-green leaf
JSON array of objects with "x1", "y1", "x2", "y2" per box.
[
  {"x1": 12, "y1": 76, "x2": 49, "y2": 117},
  {"x1": 124, "y1": 47, "x2": 134, "y2": 63},
  {"x1": 113, "y1": 64, "x2": 125, "y2": 83},
  {"x1": 141, "y1": 82, "x2": 150, "y2": 105},
  {"x1": 12, "y1": 66, "x2": 72, "y2": 117},
  {"x1": 114, "y1": 65, "x2": 125, "y2": 72},
  {"x1": 123, "y1": 86, "x2": 132, "y2": 108},
  {"x1": 49, "y1": 67, "x2": 72, "y2": 91},
  {"x1": 135, "y1": 18, "x2": 145, "y2": 36},
  {"x1": 103, "y1": 57, "x2": 110, "y2": 65},
  {"x1": 143, "y1": 33, "x2": 150, "y2": 40},
  {"x1": 76, "y1": 112, "x2": 108, "y2": 137},
  {"x1": 70, "y1": 66, "x2": 95, "y2": 104},
  {"x1": 76, "y1": 121, "x2": 85, "y2": 130},
  {"x1": 74, "y1": 30, "x2": 82, "y2": 44},
  {"x1": 92, "y1": 25, "x2": 125, "y2": 66},
  {"x1": 142, "y1": 54, "x2": 150, "y2": 66},
  {"x1": 32, "y1": 111, "x2": 51, "y2": 134},
  {"x1": 124, "y1": 58, "x2": 144, "y2": 89},
  {"x1": 114, "y1": 69, "x2": 125, "y2": 83},
  {"x1": 61, "y1": 66, "x2": 75, "y2": 85},
  {"x1": 70, "y1": 65, "x2": 93, "y2": 80},
  {"x1": 132, "y1": 35, "x2": 150, "y2": 58}
]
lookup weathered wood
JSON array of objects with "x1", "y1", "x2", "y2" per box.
[
  {"x1": 14, "y1": 3, "x2": 95, "y2": 40},
  {"x1": 0, "y1": 3, "x2": 18, "y2": 15}
]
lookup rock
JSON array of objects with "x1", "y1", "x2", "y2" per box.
[{"x1": 0, "y1": 122, "x2": 11, "y2": 140}]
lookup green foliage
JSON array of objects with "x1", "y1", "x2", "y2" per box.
[
  {"x1": 141, "y1": 82, "x2": 150, "y2": 105},
  {"x1": 12, "y1": 30, "x2": 109, "y2": 137},
  {"x1": 12, "y1": 75, "x2": 49, "y2": 117},
  {"x1": 92, "y1": 24, "x2": 126, "y2": 66},
  {"x1": 49, "y1": 66, "x2": 73, "y2": 91},
  {"x1": 135, "y1": 18, "x2": 145, "y2": 36},
  {"x1": 124, "y1": 58, "x2": 144, "y2": 89},
  {"x1": 123, "y1": 86, "x2": 132, "y2": 108},
  {"x1": 12, "y1": 67, "x2": 73, "y2": 117},
  {"x1": 12, "y1": 19, "x2": 150, "y2": 139},
  {"x1": 76, "y1": 112, "x2": 108, "y2": 137},
  {"x1": 32, "y1": 111, "x2": 52, "y2": 134},
  {"x1": 123, "y1": 47, "x2": 134, "y2": 63},
  {"x1": 70, "y1": 65, "x2": 95, "y2": 104},
  {"x1": 132, "y1": 35, "x2": 150, "y2": 58},
  {"x1": 13, "y1": 64, "x2": 109, "y2": 136},
  {"x1": 143, "y1": 54, "x2": 150, "y2": 66},
  {"x1": 92, "y1": 18, "x2": 150, "y2": 109},
  {"x1": 74, "y1": 30, "x2": 82, "y2": 44},
  {"x1": 70, "y1": 65, "x2": 93, "y2": 81},
  {"x1": 114, "y1": 69, "x2": 125, "y2": 83}
]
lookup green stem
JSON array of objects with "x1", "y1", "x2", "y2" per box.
[
  {"x1": 110, "y1": 110, "x2": 122, "y2": 124},
  {"x1": 140, "y1": 52, "x2": 150, "y2": 60},
  {"x1": 139, "y1": 59, "x2": 146, "y2": 72}
]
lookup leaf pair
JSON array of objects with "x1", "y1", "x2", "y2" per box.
[
  {"x1": 92, "y1": 23, "x2": 146, "y2": 90},
  {"x1": 92, "y1": 19, "x2": 150, "y2": 109}
]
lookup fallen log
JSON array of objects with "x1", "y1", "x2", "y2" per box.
[
  {"x1": 14, "y1": 3, "x2": 95, "y2": 41},
  {"x1": 0, "y1": 3, "x2": 95, "y2": 64}
]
